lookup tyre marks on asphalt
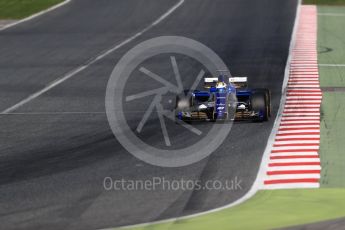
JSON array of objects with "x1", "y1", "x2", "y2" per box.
[{"x1": 263, "y1": 5, "x2": 321, "y2": 189}]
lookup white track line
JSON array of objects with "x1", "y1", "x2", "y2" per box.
[
  {"x1": 283, "y1": 108, "x2": 320, "y2": 112},
  {"x1": 289, "y1": 84, "x2": 322, "y2": 86},
  {"x1": 270, "y1": 152, "x2": 319, "y2": 157},
  {"x1": 280, "y1": 120, "x2": 320, "y2": 123},
  {"x1": 1, "y1": 0, "x2": 185, "y2": 114},
  {"x1": 287, "y1": 88, "x2": 321, "y2": 91},
  {"x1": 282, "y1": 113, "x2": 320, "y2": 116},
  {"x1": 272, "y1": 146, "x2": 319, "y2": 151},
  {"x1": 0, "y1": 0, "x2": 71, "y2": 31},
  {"x1": 267, "y1": 165, "x2": 321, "y2": 171},
  {"x1": 281, "y1": 116, "x2": 320, "y2": 119},
  {"x1": 286, "y1": 96, "x2": 322, "y2": 99},
  {"x1": 287, "y1": 94, "x2": 321, "y2": 96},
  {"x1": 284, "y1": 105, "x2": 320, "y2": 108},
  {"x1": 264, "y1": 183, "x2": 320, "y2": 190},
  {"x1": 264, "y1": 174, "x2": 320, "y2": 180},
  {"x1": 269, "y1": 158, "x2": 320, "y2": 163},
  {"x1": 275, "y1": 135, "x2": 320, "y2": 140},
  {"x1": 278, "y1": 125, "x2": 320, "y2": 129},
  {"x1": 285, "y1": 101, "x2": 322, "y2": 104}
]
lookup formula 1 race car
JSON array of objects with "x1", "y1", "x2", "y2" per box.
[{"x1": 175, "y1": 74, "x2": 271, "y2": 122}]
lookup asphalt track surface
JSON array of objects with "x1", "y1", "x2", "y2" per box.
[{"x1": 0, "y1": 0, "x2": 297, "y2": 229}]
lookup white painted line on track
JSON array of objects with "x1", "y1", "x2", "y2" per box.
[
  {"x1": 286, "y1": 96, "x2": 322, "y2": 100},
  {"x1": 284, "y1": 103, "x2": 321, "y2": 106},
  {"x1": 288, "y1": 81, "x2": 320, "y2": 84},
  {"x1": 280, "y1": 124, "x2": 320, "y2": 128},
  {"x1": 288, "y1": 85, "x2": 320, "y2": 87},
  {"x1": 290, "y1": 66, "x2": 319, "y2": 68},
  {"x1": 269, "y1": 158, "x2": 320, "y2": 164},
  {"x1": 264, "y1": 183, "x2": 319, "y2": 190},
  {"x1": 281, "y1": 116, "x2": 320, "y2": 120},
  {"x1": 270, "y1": 157, "x2": 320, "y2": 161},
  {"x1": 290, "y1": 70, "x2": 318, "y2": 73},
  {"x1": 285, "y1": 100, "x2": 321, "y2": 104},
  {"x1": 283, "y1": 113, "x2": 320, "y2": 116},
  {"x1": 288, "y1": 88, "x2": 321, "y2": 91},
  {"x1": 284, "y1": 108, "x2": 320, "y2": 112},
  {"x1": 275, "y1": 136, "x2": 320, "y2": 140},
  {"x1": 286, "y1": 95, "x2": 321, "y2": 98},
  {"x1": 286, "y1": 96, "x2": 322, "y2": 99},
  {"x1": 264, "y1": 174, "x2": 320, "y2": 180},
  {"x1": 290, "y1": 68, "x2": 319, "y2": 71},
  {"x1": 291, "y1": 61, "x2": 318, "y2": 63},
  {"x1": 278, "y1": 125, "x2": 320, "y2": 129},
  {"x1": 272, "y1": 146, "x2": 319, "y2": 152},
  {"x1": 288, "y1": 96, "x2": 321, "y2": 99},
  {"x1": 288, "y1": 81, "x2": 320, "y2": 88},
  {"x1": 270, "y1": 152, "x2": 319, "y2": 157},
  {"x1": 292, "y1": 51, "x2": 317, "y2": 53},
  {"x1": 285, "y1": 101, "x2": 322, "y2": 104},
  {"x1": 282, "y1": 113, "x2": 320, "y2": 116},
  {"x1": 267, "y1": 165, "x2": 321, "y2": 171},
  {"x1": 288, "y1": 77, "x2": 319, "y2": 80},
  {"x1": 288, "y1": 79, "x2": 320, "y2": 82},
  {"x1": 280, "y1": 124, "x2": 320, "y2": 127},
  {"x1": 280, "y1": 121, "x2": 320, "y2": 124},
  {"x1": 286, "y1": 91, "x2": 322, "y2": 94},
  {"x1": 288, "y1": 75, "x2": 319, "y2": 78},
  {"x1": 280, "y1": 120, "x2": 320, "y2": 124},
  {"x1": 1, "y1": 0, "x2": 186, "y2": 114},
  {"x1": 292, "y1": 49, "x2": 317, "y2": 51}
]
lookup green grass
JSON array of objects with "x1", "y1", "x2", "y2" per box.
[
  {"x1": 304, "y1": 0, "x2": 345, "y2": 5},
  {"x1": 320, "y1": 93, "x2": 345, "y2": 187},
  {"x1": 318, "y1": 6, "x2": 345, "y2": 69},
  {"x1": 318, "y1": 6, "x2": 345, "y2": 87},
  {"x1": 318, "y1": 6, "x2": 345, "y2": 187},
  {"x1": 0, "y1": 0, "x2": 64, "y2": 19},
  {"x1": 319, "y1": 67, "x2": 345, "y2": 87},
  {"x1": 124, "y1": 189, "x2": 345, "y2": 230}
]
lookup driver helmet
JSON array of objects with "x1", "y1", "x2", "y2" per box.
[{"x1": 216, "y1": 74, "x2": 227, "y2": 88}]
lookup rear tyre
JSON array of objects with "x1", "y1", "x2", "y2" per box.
[
  {"x1": 253, "y1": 88, "x2": 271, "y2": 118},
  {"x1": 250, "y1": 91, "x2": 269, "y2": 121}
]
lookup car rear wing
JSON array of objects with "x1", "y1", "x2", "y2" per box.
[{"x1": 204, "y1": 77, "x2": 247, "y2": 88}]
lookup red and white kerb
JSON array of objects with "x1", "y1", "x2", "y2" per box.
[{"x1": 263, "y1": 5, "x2": 322, "y2": 189}]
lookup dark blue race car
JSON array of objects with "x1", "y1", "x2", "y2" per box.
[{"x1": 175, "y1": 75, "x2": 271, "y2": 122}]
